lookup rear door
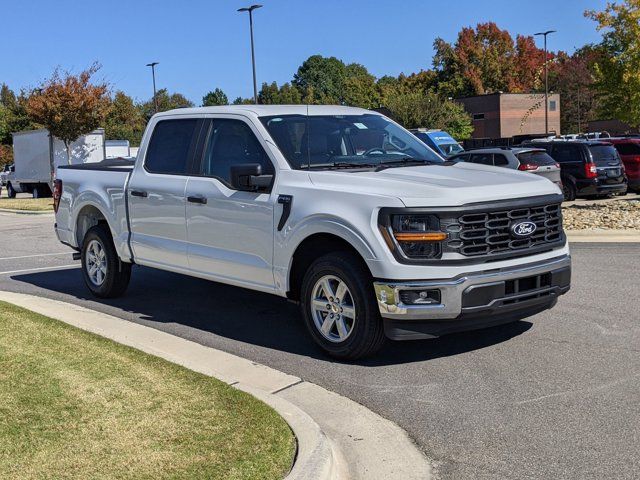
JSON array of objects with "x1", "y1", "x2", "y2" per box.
[
  {"x1": 588, "y1": 144, "x2": 625, "y2": 186},
  {"x1": 128, "y1": 118, "x2": 203, "y2": 270},
  {"x1": 185, "y1": 116, "x2": 277, "y2": 291}
]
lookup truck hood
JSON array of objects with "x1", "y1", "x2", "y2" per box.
[{"x1": 308, "y1": 162, "x2": 562, "y2": 207}]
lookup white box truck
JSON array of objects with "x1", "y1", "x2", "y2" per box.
[
  {"x1": 105, "y1": 140, "x2": 131, "y2": 159},
  {"x1": 5, "y1": 129, "x2": 105, "y2": 198}
]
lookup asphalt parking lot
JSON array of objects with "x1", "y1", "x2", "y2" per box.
[{"x1": 1, "y1": 211, "x2": 638, "y2": 479}]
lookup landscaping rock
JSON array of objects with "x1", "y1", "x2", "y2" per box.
[{"x1": 563, "y1": 200, "x2": 640, "y2": 230}]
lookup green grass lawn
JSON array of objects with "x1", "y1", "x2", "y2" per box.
[
  {"x1": 0, "y1": 302, "x2": 295, "y2": 479},
  {"x1": 0, "y1": 190, "x2": 53, "y2": 211}
]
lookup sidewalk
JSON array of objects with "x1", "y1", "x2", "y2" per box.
[
  {"x1": 0, "y1": 291, "x2": 433, "y2": 480},
  {"x1": 566, "y1": 229, "x2": 640, "y2": 243}
]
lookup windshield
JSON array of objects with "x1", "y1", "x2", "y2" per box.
[
  {"x1": 260, "y1": 114, "x2": 444, "y2": 169},
  {"x1": 439, "y1": 143, "x2": 464, "y2": 156}
]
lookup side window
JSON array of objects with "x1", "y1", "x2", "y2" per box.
[
  {"x1": 145, "y1": 119, "x2": 199, "y2": 175},
  {"x1": 469, "y1": 153, "x2": 494, "y2": 165},
  {"x1": 493, "y1": 154, "x2": 509, "y2": 166},
  {"x1": 201, "y1": 119, "x2": 274, "y2": 186},
  {"x1": 551, "y1": 144, "x2": 574, "y2": 163}
]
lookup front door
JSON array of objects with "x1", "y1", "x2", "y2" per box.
[
  {"x1": 185, "y1": 117, "x2": 277, "y2": 291},
  {"x1": 128, "y1": 118, "x2": 202, "y2": 270}
]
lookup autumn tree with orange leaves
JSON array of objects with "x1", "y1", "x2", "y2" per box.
[{"x1": 27, "y1": 64, "x2": 110, "y2": 172}]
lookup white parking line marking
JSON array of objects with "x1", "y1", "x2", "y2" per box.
[
  {"x1": 0, "y1": 264, "x2": 79, "y2": 276},
  {"x1": 0, "y1": 252, "x2": 71, "y2": 261}
]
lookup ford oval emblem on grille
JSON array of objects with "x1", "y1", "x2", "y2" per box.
[{"x1": 510, "y1": 220, "x2": 537, "y2": 238}]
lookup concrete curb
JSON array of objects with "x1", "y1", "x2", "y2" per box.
[
  {"x1": 0, "y1": 291, "x2": 432, "y2": 480},
  {"x1": 566, "y1": 229, "x2": 640, "y2": 243},
  {"x1": 0, "y1": 208, "x2": 54, "y2": 215}
]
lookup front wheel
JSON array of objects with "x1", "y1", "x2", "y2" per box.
[
  {"x1": 562, "y1": 182, "x2": 576, "y2": 202},
  {"x1": 81, "y1": 225, "x2": 131, "y2": 298},
  {"x1": 300, "y1": 252, "x2": 385, "y2": 360},
  {"x1": 6, "y1": 183, "x2": 16, "y2": 198}
]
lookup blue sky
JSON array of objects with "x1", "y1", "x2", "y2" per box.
[{"x1": 2, "y1": 0, "x2": 607, "y2": 104}]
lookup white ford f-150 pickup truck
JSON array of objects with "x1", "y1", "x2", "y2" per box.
[{"x1": 54, "y1": 105, "x2": 571, "y2": 359}]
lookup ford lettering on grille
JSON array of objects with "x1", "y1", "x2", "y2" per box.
[{"x1": 511, "y1": 221, "x2": 537, "y2": 238}]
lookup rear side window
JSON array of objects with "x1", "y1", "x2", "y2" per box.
[
  {"x1": 613, "y1": 143, "x2": 640, "y2": 155},
  {"x1": 517, "y1": 151, "x2": 557, "y2": 166},
  {"x1": 589, "y1": 145, "x2": 621, "y2": 166},
  {"x1": 469, "y1": 153, "x2": 493, "y2": 166},
  {"x1": 145, "y1": 119, "x2": 199, "y2": 175},
  {"x1": 493, "y1": 154, "x2": 509, "y2": 166},
  {"x1": 551, "y1": 144, "x2": 580, "y2": 163}
]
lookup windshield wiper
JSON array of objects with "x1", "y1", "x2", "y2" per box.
[
  {"x1": 374, "y1": 158, "x2": 438, "y2": 171},
  {"x1": 300, "y1": 161, "x2": 377, "y2": 170}
]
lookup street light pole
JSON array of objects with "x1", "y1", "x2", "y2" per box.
[
  {"x1": 534, "y1": 30, "x2": 556, "y2": 135},
  {"x1": 238, "y1": 4, "x2": 263, "y2": 104},
  {"x1": 146, "y1": 62, "x2": 159, "y2": 113}
]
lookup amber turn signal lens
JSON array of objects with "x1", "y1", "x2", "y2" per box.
[{"x1": 393, "y1": 232, "x2": 448, "y2": 242}]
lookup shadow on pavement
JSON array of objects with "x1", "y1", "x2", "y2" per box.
[{"x1": 11, "y1": 266, "x2": 532, "y2": 366}]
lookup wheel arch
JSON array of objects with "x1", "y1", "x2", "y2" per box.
[
  {"x1": 286, "y1": 232, "x2": 373, "y2": 301},
  {"x1": 74, "y1": 203, "x2": 111, "y2": 248}
]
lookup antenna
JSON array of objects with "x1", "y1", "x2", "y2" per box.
[{"x1": 306, "y1": 102, "x2": 311, "y2": 171}]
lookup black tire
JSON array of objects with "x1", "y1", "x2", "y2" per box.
[
  {"x1": 32, "y1": 186, "x2": 41, "y2": 199},
  {"x1": 300, "y1": 251, "x2": 385, "y2": 360},
  {"x1": 80, "y1": 224, "x2": 131, "y2": 298},
  {"x1": 7, "y1": 183, "x2": 16, "y2": 198},
  {"x1": 562, "y1": 181, "x2": 576, "y2": 202}
]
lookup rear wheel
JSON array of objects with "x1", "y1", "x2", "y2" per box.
[
  {"x1": 6, "y1": 183, "x2": 16, "y2": 198},
  {"x1": 300, "y1": 252, "x2": 385, "y2": 360},
  {"x1": 32, "y1": 186, "x2": 41, "y2": 199},
  {"x1": 81, "y1": 225, "x2": 131, "y2": 298}
]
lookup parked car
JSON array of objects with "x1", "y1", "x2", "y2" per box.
[
  {"x1": 410, "y1": 129, "x2": 464, "y2": 158},
  {"x1": 606, "y1": 138, "x2": 640, "y2": 193},
  {"x1": 449, "y1": 147, "x2": 562, "y2": 189},
  {"x1": 54, "y1": 105, "x2": 571, "y2": 359},
  {"x1": 526, "y1": 140, "x2": 627, "y2": 201}
]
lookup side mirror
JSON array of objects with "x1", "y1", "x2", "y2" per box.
[{"x1": 230, "y1": 163, "x2": 273, "y2": 191}]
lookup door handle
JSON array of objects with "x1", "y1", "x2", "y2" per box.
[
  {"x1": 187, "y1": 195, "x2": 207, "y2": 205},
  {"x1": 130, "y1": 190, "x2": 148, "y2": 198}
]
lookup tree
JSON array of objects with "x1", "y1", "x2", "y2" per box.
[
  {"x1": 105, "y1": 91, "x2": 146, "y2": 146},
  {"x1": 342, "y1": 63, "x2": 379, "y2": 108},
  {"x1": 586, "y1": 0, "x2": 640, "y2": 127},
  {"x1": 26, "y1": 64, "x2": 110, "y2": 171},
  {"x1": 0, "y1": 84, "x2": 36, "y2": 144},
  {"x1": 549, "y1": 47, "x2": 602, "y2": 133},
  {"x1": 382, "y1": 88, "x2": 473, "y2": 139},
  {"x1": 293, "y1": 55, "x2": 347, "y2": 103},
  {"x1": 258, "y1": 82, "x2": 302, "y2": 104},
  {"x1": 138, "y1": 89, "x2": 194, "y2": 121},
  {"x1": 202, "y1": 88, "x2": 228, "y2": 106},
  {"x1": 433, "y1": 23, "x2": 545, "y2": 97}
]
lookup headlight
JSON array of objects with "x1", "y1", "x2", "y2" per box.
[{"x1": 379, "y1": 212, "x2": 447, "y2": 260}]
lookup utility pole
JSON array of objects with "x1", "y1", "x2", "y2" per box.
[
  {"x1": 534, "y1": 30, "x2": 556, "y2": 135},
  {"x1": 238, "y1": 5, "x2": 263, "y2": 104},
  {"x1": 146, "y1": 62, "x2": 159, "y2": 113}
]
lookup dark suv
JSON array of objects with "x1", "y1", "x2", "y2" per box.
[{"x1": 527, "y1": 141, "x2": 627, "y2": 200}]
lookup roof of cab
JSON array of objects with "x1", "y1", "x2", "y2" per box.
[{"x1": 154, "y1": 104, "x2": 376, "y2": 118}]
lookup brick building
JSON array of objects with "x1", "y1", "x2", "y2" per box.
[{"x1": 457, "y1": 93, "x2": 561, "y2": 141}]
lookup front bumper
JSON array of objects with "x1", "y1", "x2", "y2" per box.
[{"x1": 374, "y1": 255, "x2": 571, "y2": 340}]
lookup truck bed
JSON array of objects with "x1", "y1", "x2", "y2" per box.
[{"x1": 55, "y1": 160, "x2": 133, "y2": 260}]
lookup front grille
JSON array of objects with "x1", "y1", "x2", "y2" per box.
[{"x1": 444, "y1": 203, "x2": 563, "y2": 257}]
